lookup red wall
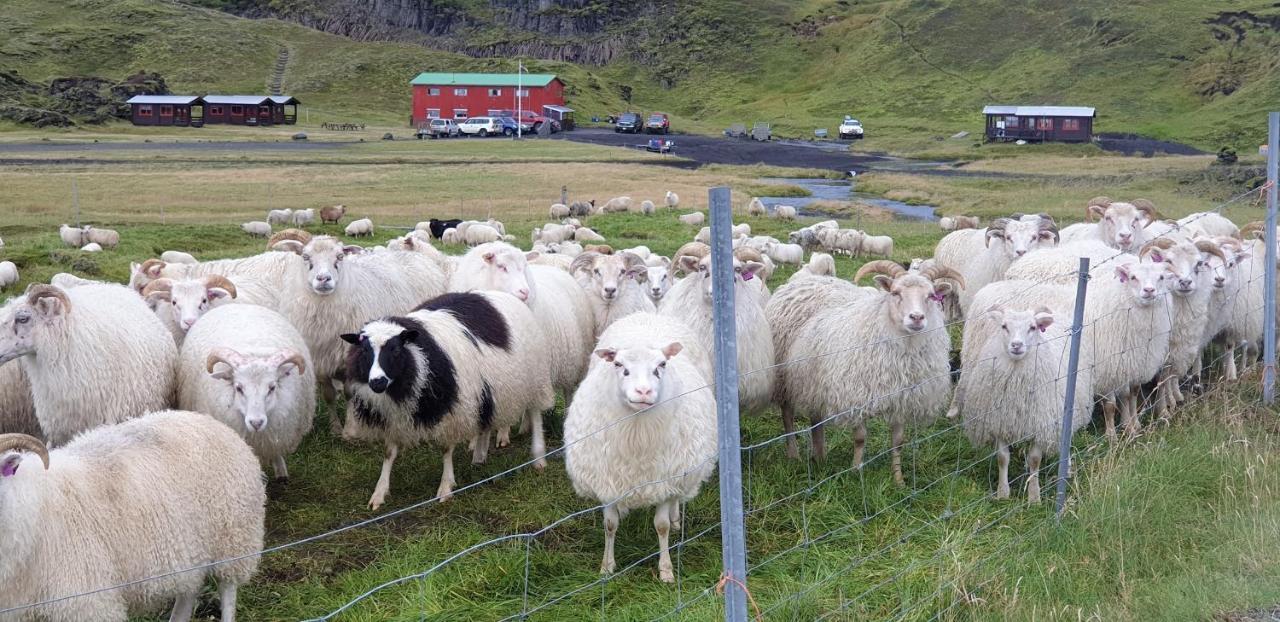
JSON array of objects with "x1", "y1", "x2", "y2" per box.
[{"x1": 411, "y1": 79, "x2": 564, "y2": 126}]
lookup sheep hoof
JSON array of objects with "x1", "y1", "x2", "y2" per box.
[
  {"x1": 996, "y1": 487, "x2": 1010, "y2": 500},
  {"x1": 368, "y1": 497, "x2": 384, "y2": 511},
  {"x1": 274, "y1": 475, "x2": 290, "y2": 484},
  {"x1": 944, "y1": 407, "x2": 959, "y2": 420},
  {"x1": 532, "y1": 459, "x2": 547, "y2": 472},
  {"x1": 600, "y1": 561, "x2": 615, "y2": 575},
  {"x1": 659, "y1": 569, "x2": 675, "y2": 584}
]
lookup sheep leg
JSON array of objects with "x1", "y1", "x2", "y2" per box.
[
  {"x1": 601, "y1": 505, "x2": 619, "y2": 575},
  {"x1": 782, "y1": 404, "x2": 799, "y2": 460},
  {"x1": 368, "y1": 442, "x2": 399, "y2": 511},
  {"x1": 496, "y1": 426, "x2": 512, "y2": 448},
  {"x1": 995, "y1": 443, "x2": 1010, "y2": 499},
  {"x1": 322, "y1": 377, "x2": 343, "y2": 436},
  {"x1": 271, "y1": 456, "x2": 289, "y2": 482},
  {"x1": 890, "y1": 420, "x2": 905, "y2": 487},
  {"x1": 1225, "y1": 343, "x2": 1239, "y2": 381},
  {"x1": 472, "y1": 430, "x2": 491, "y2": 464},
  {"x1": 1025, "y1": 446, "x2": 1043, "y2": 505},
  {"x1": 437, "y1": 445, "x2": 456, "y2": 502},
  {"x1": 169, "y1": 592, "x2": 197, "y2": 622},
  {"x1": 1154, "y1": 370, "x2": 1172, "y2": 422},
  {"x1": 809, "y1": 413, "x2": 827, "y2": 462},
  {"x1": 852, "y1": 423, "x2": 867, "y2": 469},
  {"x1": 655, "y1": 500, "x2": 675, "y2": 583},
  {"x1": 1123, "y1": 389, "x2": 1141, "y2": 438},
  {"x1": 669, "y1": 501, "x2": 682, "y2": 532},
  {"x1": 1102, "y1": 398, "x2": 1118, "y2": 441},
  {"x1": 219, "y1": 583, "x2": 238, "y2": 622},
  {"x1": 529, "y1": 409, "x2": 547, "y2": 471},
  {"x1": 945, "y1": 381, "x2": 964, "y2": 420}
]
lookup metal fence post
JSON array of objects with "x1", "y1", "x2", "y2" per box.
[
  {"x1": 709, "y1": 187, "x2": 749, "y2": 622},
  {"x1": 71, "y1": 177, "x2": 79, "y2": 227},
  {"x1": 1264, "y1": 112, "x2": 1278, "y2": 404},
  {"x1": 561, "y1": 185, "x2": 568, "y2": 207},
  {"x1": 1055, "y1": 257, "x2": 1090, "y2": 519}
]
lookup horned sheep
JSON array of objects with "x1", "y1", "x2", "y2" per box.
[
  {"x1": 571, "y1": 251, "x2": 655, "y2": 337},
  {"x1": 1058, "y1": 196, "x2": 1158, "y2": 252},
  {"x1": 142, "y1": 274, "x2": 241, "y2": 344},
  {"x1": 932, "y1": 213, "x2": 1058, "y2": 316}
]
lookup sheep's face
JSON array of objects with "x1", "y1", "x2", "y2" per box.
[
  {"x1": 997, "y1": 220, "x2": 1056, "y2": 259},
  {"x1": 874, "y1": 274, "x2": 948, "y2": 334},
  {"x1": 342, "y1": 320, "x2": 421, "y2": 397},
  {"x1": 1097, "y1": 203, "x2": 1148, "y2": 250},
  {"x1": 1114, "y1": 260, "x2": 1172, "y2": 306},
  {"x1": 154, "y1": 279, "x2": 233, "y2": 332},
  {"x1": 595, "y1": 343, "x2": 683, "y2": 411},
  {"x1": 1215, "y1": 244, "x2": 1252, "y2": 290},
  {"x1": 681, "y1": 256, "x2": 763, "y2": 302},
  {"x1": 645, "y1": 266, "x2": 672, "y2": 302},
  {"x1": 0, "y1": 296, "x2": 65, "y2": 365},
  {"x1": 476, "y1": 245, "x2": 534, "y2": 303},
  {"x1": 1147, "y1": 244, "x2": 1203, "y2": 296},
  {"x1": 209, "y1": 350, "x2": 302, "y2": 432},
  {"x1": 989, "y1": 307, "x2": 1054, "y2": 361},
  {"x1": 587, "y1": 256, "x2": 644, "y2": 301},
  {"x1": 297, "y1": 238, "x2": 361, "y2": 295}
]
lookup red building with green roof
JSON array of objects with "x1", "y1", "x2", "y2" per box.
[{"x1": 409, "y1": 72, "x2": 564, "y2": 127}]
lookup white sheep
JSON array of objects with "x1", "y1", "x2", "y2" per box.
[
  {"x1": 267, "y1": 208, "x2": 293, "y2": 225},
  {"x1": 641, "y1": 200, "x2": 656, "y2": 215},
  {"x1": 1209, "y1": 235, "x2": 1265, "y2": 382},
  {"x1": 142, "y1": 274, "x2": 241, "y2": 344},
  {"x1": 178, "y1": 304, "x2": 315, "y2": 480},
  {"x1": 0, "y1": 261, "x2": 17, "y2": 289},
  {"x1": 1177, "y1": 212, "x2": 1238, "y2": 239},
  {"x1": 58, "y1": 224, "x2": 83, "y2": 247},
  {"x1": 777, "y1": 261, "x2": 962, "y2": 481},
  {"x1": 678, "y1": 212, "x2": 705, "y2": 226},
  {"x1": 160, "y1": 250, "x2": 198, "y2": 264},
  {"x1": 1141, "y1": 239, "x2": 1220, "y2": 418},
  {"x1": 621, "y1": 245, "x2": 651, "y2": 260},
  {"x1": 530, "y1": 253, "x2": 573, "y2": 271},
  {"x1": 747, "y1": 197, "x2": 766, "y2": 216},
  {"x1": 763, "y1": 241, "x2": 803, "y2": 266},
  {"x1": 241, "y1": 221, "x2": 271, "y2": 237},
  {"x1": 644, "y1": 261, "x2": 674, "y2": 303},
  {"x1": 788, "y1": 220, "x2": 839, "y2": 249},
  {"x1": 464, "y1": 223, "x2": 501, "y2": 246},
  {"x1": 932, "y1": 214, "x2": 1059, "y2": 316},
  {"x1": 574, "y1": 227, "x2": 607, "y2": 243},
  {"x1": 956, "y1": 305, "x2": 1092, "y2": 502},
  {"x1": 564, "y1": 312, "x2": 717, "y2": 583},
  {"x1": 793, "y1": 252, "x2": 836, "y2": 279},
  {"x1": 342, "y1": 291, "x2": 555, "y2": 508},
  {"x1": 534, "y1": 223, "x2": 577, "y2": 245},
  {"x1": 78, "y1": 226, "x2": 118, "y2": 249},
  {"x1": 344, "y1": 217, "x2": 375, "y2": 237},
  {"x1": 1058, "y1": 197, "x2": 1157, "y2": 252},
  {"x1": 1004, "y1": 239, "x2": 1128, "y2": 285},
  {"x1": 571, "y1": 251, "x2": 656, "y2": 337},
  {"x1": 816, "y1": 228, "x2": 863, "y2": 256},
  {"x1": 859, "y1": 234, "x2": 894, "y2": 257},
  {"x1": 601, "y1": 196, "x2": 634, "y2": 213},
  {"x1": 441, "y1": 228, "x2": 461, "y2": 244},
  {"x1": 0, "y1": 411, "x2": 264, "y2": 620},
  {"x1": 291, "y1": 208, "x2": 316, "y2": 227},
  {"x1": 664, "y1": 191, "x2": 679, "y2": 210},
  {"x1": 660, "y1": 252, "x2": 775, "y2": 414},
  {"x1": 550, "y1": 203, "x2": 570, "y2": 219},
  {"x1": 79, "y1": 242, "x2": 102, "y2": 252},
  {"x1": 0, "y1": 235, "x2": 4, "y2": 249},
  {"x1": 129, "y1": 250, "x2": 292, "y2": 312},
  {"x1": 0, "y1": 284, "x2": 177, "y2": 446},
  {"x1": 548, "y1": 241, "x2": 584, "y2": 257},
  {"x1": 774, "y1": 205, "x2": 798, "y2": 220}
]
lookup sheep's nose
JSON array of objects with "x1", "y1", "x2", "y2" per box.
[
  {"x1": 516, "y1": 288, "x2": 530, "y2": 301},
  {"x1": 368, "y1": 376, "x2": 389, "y2": 393},
  {"x1": 182, "y1": 318, "x2": 196, "y2": 329},
  {"x1": 1142, "y1": 286, "x2": 1156, "y2": 295},
  {"x1": 1179, "y1": 278, "x2": 1193, "y2": 288},
  {"x1": 1215, "y1": 275, "x2": 1226, "y2": 283},
  {"x1": 1015, "y1": 249, "x2": 1026, "y2": 257},
  {"x1": 247, "y1": 418, "x2": 267, "y2": 432},
  {"x1": 908, "y1": 312, "x2": 925, "y2": 322},
  {"x1": 603, "y1": 286, "x2": 617, "y2": 296},
  {"x1": 635, "y1": 387, "x2": 654, "y2": 399},
  {"x1": 315, "y1": 274, "x2": 332, "y2": 283}
]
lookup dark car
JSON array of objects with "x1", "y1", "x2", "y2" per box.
[
  {"x1": 645, "y1": 112, "x2": 670, "y2": 134},
  {"x1": 498, "y1": 117, "x2": 533, "y2": 136},
  {"x1": 615, "y1": 112, "x2": 643, "y2": 134}
]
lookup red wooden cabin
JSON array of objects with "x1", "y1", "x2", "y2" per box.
[
  {"x1": 127, "y1": 95, "x2": 203, "y2": 126},
  {"x1": 983, "y1": 106, "x2": 1095, "y2": 143},
  {"x1": 410, "y1": 73, "x2": 565, "y2": 127},
  {"x1": 204, "y1": 96, "x2": 274, "y2": 126}
]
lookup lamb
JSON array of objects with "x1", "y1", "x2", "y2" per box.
[
  {"x1": 1058, "y1": 197, "x2": 1157, "y2": 252},
  {"x1": 956, "y1": 305, "x2": 1092, "y2": 502},
  {"x1": 747, "y1": 197, "x2": 766, "y2": 217},
  {"x1": 569, "y1": 200, "x2": 595, "y2": 217},
  {"x1": 342, "y1": 291, "x2": 555, "y2": 508},
  {"x1": 0, "y1": 261, "x2": 16, "y2": 289},
  {"x1": 644, "y1": 260, "x2": 674, "y2": 303},
  {"x1": 574, "y1": 227, "x2": 607, "y2": 243},
  {"x1": 464, "y1": 223, "x2": 501, "y2": 246},
  {"x1": 291, "y1": 208, "x2": 316, "y2": 227},
  {"x1": 933, "y1": 213, "x2": 1059, "y2": 316},
  {"x1": 0, "y1": 411, "x2": 265, "y2": 621},
  {"x1": 79, "y1": 242, "x2": 102, "y2": 252},
  {"x1": 640, "y1": 200, "x2": 656, "y2": 215},
  {"x1": 571, "y1": 251, "x2": 656, "y2": 337},
  {"x1": 534, "y1": 223, "x2": 577, "y2": 245},
  {"x1": 267, "y1": 208, "x2": 294, "y2": 225},
  {"x1": 178, "y1": 304, "x2": 315, "y2": 481},
  {"x1": 664, "y1": 190, "x2": 679, "y2": 210},
  {"x1": 321, "y1": 204, "x2": 347, "y2": 224},
  {"x1": 778, "y1": 261, "x2": 962, "y2": 481},
  {"x1": 774, "y1": 205, "x2": 798, "y2": 220},
  {"x1": 679, "y1": 212, "x2": 705, "y2": 226},
  {"x1": 0, "y1": 284, "x2": 177, "y2": 446},
  {"x1": 563, "y1": 312, "x2": 717, "y2": 583},
  {"x1": 344, "y1": 217, "x2": 375, "y2": 237},
  {"x1": 142, "y1": 274, "x2": 240, "y2": 344},
  {"x1": 58, "y1": 224, "x2": 83, "y2": 247},
  {"x1": 601, "y1": 196, "x2": 634, "y2": 213},
  {"x1": 549, "y1": 203, "x2": 570, "y2": 219},
  {"x1": 241, "y1": 221, "x2": 272, "y2": 237},
  {"x1": 792, "y1": 252, "x2": 836, "y2": 279},
  {"x1": 660, "y1": 252, "x2": 775, "y2": 414},
  {"x1": 763, "y1": 241, "x2": 804, "y2": 266},
  {"x1": 129, "y1": 251, "x2": 293, "y2": 311},
  {"x1": 80, "y1": 225, "x2": 119, "y2": 248},
  {"x1": 161, "y1": 250, "x2": 198, "y2": 264}
]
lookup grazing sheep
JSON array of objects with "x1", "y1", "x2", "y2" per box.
[
  {"x1": 660, "y1": 252, "x2": 775, "y2": 414},
  {"x1": 816, "y1": 228, "x2": 863, "y2": 257},
  {"x1": 241, "y1": 221, "x2": 272, "y2": 237},
  {"x1": 939, "y1": 215, "x2": 980, "y2": 231},
  {"x1": 569, "y1": 200, "x2": 595, "y2": 217},
  {"x1": 956, "y1": 305, "x2": 1092, "y2": 502},
  {"x1": 441, "y1": 228, "x2": 461, "y2": 244},
  {"x1": 788, "y1": 220, "x2": 840, "y2": 249},
  {"x1": 142, "y1": 274, "x2": 240, "y2": 344},
  {"x1": 178, "y1": 304, "x2": 315, "y2": 481},
  {"x1": 574, "y1": 227, "x2": 607, "y2": 243},
  {"x1": 664, "y1": 191, "x2": 679, "y2": 210},
  {"x1": 779, "y1": 262, "x2": 963, "y2": 481},
  {"x1": 571, "y1": 251, "x2": 656, "y2": 336},
  {"x1": 321, "y1": 204, "x2": 347, "y2": 224},
  {"x1": 679, "y1": 212, "x2": 705, "y2": 226},
  {"x1": 291, "y1": 208, "x2": 316, "y2": 227},
  {"x1": 0, "y1": 284, "x2": 177, "y2": 446},
  {"x1": 747, "y1": 197, "x2": 766, "y2": 217},
  {"x1": 57, "y1": 224, "x2": 83, "y2": 247},
  {"x1": 933, "y1": 213, "x2": 1058, "y2": 316},
  {"x1": 562, "y1": 218, "x2": 583, "y2": 227},
  {"x1": 550, "y1": 203, "x2": 570, "y2": 219},
  {"x1": 464, "y1": 224, "x2": 501, "y2": 246},
  {"x1": 0, "y1": 261, "x2": 17, "y2": 289},
  {"x1": 420, "y1": 218, "x2": 463, "y2": 240},
  {"x1": 774, "y1": 205, "x2": 798, "y2": 220},
  {"x1": 160, "y1": 250, "x2": 198, "y2": 264},
  {"x1": 344, "y1": 217, "x2": 375, "y2": 237},
  {"x1": 267, "y1": 208, "x2": 294, "y2": 225},
  {"x1": 641, "y1": 200, "x2": 656, "y2": 215},
  {"x1": 0, "y1": 411, "x2": 265, "y2": 621},
  {"x1": 80, "y1": 226, "x2": 119, "y2": 248},
  {"x1": 763, "y1": 241, "x2": 804, "y2": 266},
  {"x1": 860, "y1": 234, "x2": 894, "y2": 257},
  {"x1": 601, "y1": 196, "x2": 634, "y2": 213},
  {"x1": 343, "y1": 292, "x2": 555, "y2": 508},
  {"x1": 1058, "y1": 197, "x2": 1157, "y2": 252},
  {"x1": 564, "y1": 312, "x2": 717, "y2": 583}
]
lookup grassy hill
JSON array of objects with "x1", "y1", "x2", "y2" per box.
[{"x1": 2, "y1": 0, "x2": 1278, "y2": 150}]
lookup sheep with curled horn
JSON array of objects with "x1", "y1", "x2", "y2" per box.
[
  {"x1": 267, "y1": 228, "x2": 313, "y2": 252},
  {"x1": 933, "y1": 213, "x2": 1054, "y2": 319},
  {"x1": 776, "y1": 257, "x2": 961, "y2": 483},
  {"x1": 142, "y1": 274, "x2": 241, "y2": 345},
  {"x1": 1083, "y1": 196, "x2": 1113, "y2": 221},
  {"x1": 1240, "y1": 221, "x2": 1268, "y2": 240},
  {"x1": 1062, "y1": 198, "x2": 1157, "y2": 251}
]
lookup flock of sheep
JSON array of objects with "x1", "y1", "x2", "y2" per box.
[{"x1": 0, "y1": 190, "x2": 1271, "y2": 619}]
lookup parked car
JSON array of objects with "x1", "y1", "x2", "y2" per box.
[
  {"x1": 646, "y1": 137, "x2": 674, "y2": 153},
  {"x1": 417, "y1": 118, "x2": 460, "y2": 139},
  {"x1": 645, "y1": 113, "x2": 670, "y2": 134},
  {"x1": 499, "y1": 110, "x2": 556, "y2": 133},
  {"x1": 838, "y1": 116, "x2": 864, "y2": 139},
  {"x1": 458, "y1": 117, "x2": 503, "y2": 137},
  {"x1": 501, "y1": 116, "x2": 535, "y2": 135},
  {"x1": 615, "y1": 112, "x2": 643, "y2": 134}
]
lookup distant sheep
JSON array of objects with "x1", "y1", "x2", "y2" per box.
[
  {"x1": 601, "y1": 196, "x2": 634, "y2": 213},
  {"x1": 939, "y1": 215, "x2": 980, "y2": 231},
  {"x1": 773, "y1": 205, "x2": 797, "y2": 220},
  {"x1": 58, "y1": 224, "x2": 83, "y2": 247},
  {"x1": 584, "y1": 244, "x2": 614, "y2": 255},
  {"x1": 267, "y1": 208, "x2": 294, "y2": 225},
  {"x1": 344, "y1": 217, "x2": 375, "y2": 237},
  {"x1": 534, "y1": 223, "x2": 578, "y2": 245},
  {"x1": 242, "y1": 221, "x2": 272, "y2": 237},
  {"x1": 641, "y1": 199, "x2": 656, "y2": 215},
  {"x1": 321, "y1": 204, "x2": 347, "y2": 224},
  {"x1": 569, "y1": 200, "x2": 595, "y2": 217},
  {"x1": 764, "y1": 241, "x2": 804, "y2": 266},
  {"x1": 860, "y1": 234, "x2": 894, "y2": 257},
  {"x1": 747, "y1": 197, "x2": 766, "y2": 216},
  {"x1": 160, "y1": 250, "x2": 198, "y2": 264},
  {"x1": 421, "y1": 218, "x2": 463, "y2": 240},
  {"x1": 0, "y1": 261, "x2": 16, "y2": 289},
  {"x1": 574, "y1": 227, "x2": 606, "y2": 243},
  {"x1": 291, "y1": 208, "x2": 316, "y2": 227},
  {"x1": 80, "y1": 226, "x2": 119, "y2": 248},
  {"x1": 465, "y1": 224, "x2": 502, "y2": 246},
  {"x1": 664, "y1": 191, "x2": 679, "y2": 210},
  {"x1": 79, "y1": 242, "x2": 102, "y2": 252},
  {"x1": 679, "y1": 212, "x2": 705, "y2": 226},
  {"x1": 550, "y1": 203, "x2": 570, "y2": 219},
  {"x1": 441, "y1": 228, "x2": 461, "y2": 244}
]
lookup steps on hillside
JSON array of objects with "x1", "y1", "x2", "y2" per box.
[{"x1": 268, "y1": 48, "x2": 289, "y2": 96}]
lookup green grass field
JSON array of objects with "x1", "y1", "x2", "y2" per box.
[{"x1": 1, "y1": 139, "x2": 1279, "y2": 621}]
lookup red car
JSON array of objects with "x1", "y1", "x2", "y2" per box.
[
  {"x1": 499, "y1": 109, "x2": 557, "y2": 133},
  {"x1": 645, "y1": 112, "x2": 670, "y2": 134}
]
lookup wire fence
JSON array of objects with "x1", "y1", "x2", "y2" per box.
[{"x1": 2, "y1": 127, "x2": 1277, "y2": 620}]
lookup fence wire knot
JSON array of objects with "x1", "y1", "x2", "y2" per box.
[{"x1": 715, "y1": 573, "x2": 763, "y2": 621}]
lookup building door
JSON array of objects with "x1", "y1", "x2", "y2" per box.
[{"x1": 175, "y1": 106, "x2": 188, "y2": 125}]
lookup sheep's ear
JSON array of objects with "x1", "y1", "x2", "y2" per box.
[
  {"x1": 872, "y1": 275, "x2": 894, "y2": 292},
  {"x1": 1, "y1": 453, "x2": 23, "y2": 478},
  {"x1": 525, "y1": 251, "x2": 540, "y2": 261},
  {"x1": 1149, "y1": 250, "x2": 1164, "y2": 263},
  {"x1": 483, "y1": 251, "x2": 496, "y2": 263},
  {"x1": 742, "y1": 261, "x2": 765, "y2": 280},
  {"x1": 661, "y1": 342, "x2": 683, "y2": 359},
  {"x1": 340, "y1": 333, "x2": 362, "y2": 345},
  {"x1": 400, "y1": 329, "x2": 418, "y2": 343},
  {"x1": 342, "y1": 245, "x2": 363, "y2": 256},
  {"x1": 932, "y1": 283, "x2": 953, "y2": 298},
  {"x1": 984, "y1": 304, "x2": 1004, "y2": 322},
  {"x1": 659, "y1": 256, "x2": 671, "y2": 267},
  {"x1": 594, "y1": 348, "x2": 618, "y2": 363},
  {"x1": 1114, "y1": 264, "x2": 1132, "y2": 283},
  {"x1": 1034, "y1": 309, "x2": 1055, "y2": 332},
  {"x1": 32, "y1": 296, "x2": 65, "y2": 318},
  {"x1": 678, "y1": 255, "x2": 699, "y2": 273},
  {"x1": 207, "y1": 287, "x2": 233, "y2": 301},
  {"x1": 1236, "y1": 247, "x2": 1252, "y2": 261},
  {"x1": 627, "y1": 266, "x2": 649, "y2": 282},
  {"x1": 208, "y1": 362, "x2": 235, "y2": 382}
]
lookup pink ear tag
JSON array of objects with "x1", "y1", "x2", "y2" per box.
[
  {"x1": 2, "y1": 461, "x2": 18, "y2": 478},
  {"x1": 742, "y1": 272, "x2": 754, "y2": 281},
  {"x1": 929, "y1": 292, "x2": 945, "y2": 302}
]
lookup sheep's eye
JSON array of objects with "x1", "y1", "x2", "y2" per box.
[
  {"x1": 614, "y1": 362, "x2": 623, "y2": 368},
  {"x1": 653, "y1": 368, "x2": 662, "y2": 378},
  {"x1": 1001, "y1": 323, "x2": 1007, "y2": 330},
  {"x1": 235, "y1": 386, "x2": 244, "y2": 394},
  {"x1": 268, "y1": 385, "x2": 276, "y2": 394},
  {"x1": 594, "y1": 269, "x2": 601, "y2": 275},
  {"x1": 172, "y1": 301, "x2": 178, "y2": 306},
  {"x1": 302, "y1": 254, "x2": 310, "y2": 261},
  {"x1": 202, "y1": 298, "x2": 208, "y2": 305}
]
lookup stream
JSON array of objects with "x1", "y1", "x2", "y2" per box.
[{"x1": 755, "y1": 177, "x2": 938, "y2": 221}]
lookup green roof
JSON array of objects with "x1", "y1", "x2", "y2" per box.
[{"x1": 410, "y1": 73, "x2": 558, "y2": 87}]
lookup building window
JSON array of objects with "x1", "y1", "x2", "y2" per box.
[
  {"x1": 1037, "y1": 117, "x2": 1054, "y2": 130},
  {"x1": 428, "y1": 88, "x2": 440, "y2": 96},
  {"x1": 487, "y1": 109, "x2": 502, "y2": 117},
  {"x1": 159, "y1": 105, "x2": 173, "y2": 116},
  {"x1": 488, "y1": 88, "x2": 501, "y2": 96},
  {"x1": 454, "y1": 88, "x2": 468, "y2": 96},
  {"x1": 137, "y1": 105, "x2": 153, "y2": 116},
  {"x1": 209, "y1": 106, "x2": 223, "y2": 116},
  {"x1": 1004, "y1": 115, "x2": 1019, "y2": 128},
  {"x1": 453, "y1": 109, "x2": 469, "y2": 119},
  {"x1": 426, "y1": 108, "x2": 440, "y2": 119},
  {"x1": 1062, "y1": 118, "x2": 1081, "y2": 131},
  {"x1": 516, "y1": 89, "x2": 529, "y2": 97},
  {"x1": 230, "y1": 105, "x2": 243, "y2": 115}
]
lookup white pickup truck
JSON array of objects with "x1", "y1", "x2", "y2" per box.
[{"x1": 838, "y1": 117, "x2": 864, "y2": 139}]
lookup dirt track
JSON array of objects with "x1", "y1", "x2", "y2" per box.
[{"x1": 557, "y1": 128, "x2": 890, "y2": 172}]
